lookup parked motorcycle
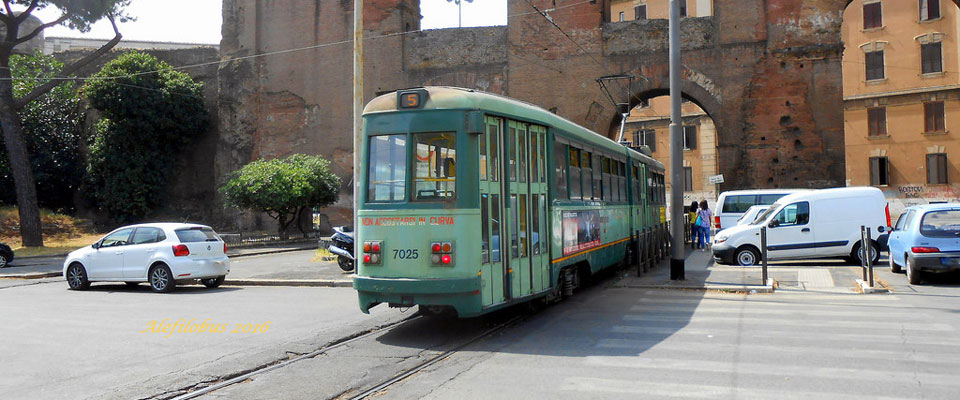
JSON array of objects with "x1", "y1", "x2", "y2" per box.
[{"x1": 328, "y1": 226, "x2": 355, "y2": 272}]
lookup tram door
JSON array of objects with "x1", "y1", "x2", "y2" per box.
[
  {"x1": 506, "y1": 120, "x2": 533, "y2": 298},
  {"x1": 528, "y1": 125, "x2": 549, "y2": 292},
  {"x1": 480, "y1": 116, "x2": 506, "y2": 304}
]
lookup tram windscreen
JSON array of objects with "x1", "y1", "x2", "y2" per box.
[
  {"x1": 367, "y1": 134, "x2": 407, "y2": 202},
  {"x1": 413, "y1": 132, "x2": 456, "y2": 201}
]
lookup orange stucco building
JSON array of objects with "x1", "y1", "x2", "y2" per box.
[
  {"x1": 621, "y1": 97, "x2": 719, "y2": 206},
  {"x1": 609, "y1": 0, "x2": 713, "y2": 21},
  {"x1": 844, "y1": 0, "x2": 960, "y2": 213}
]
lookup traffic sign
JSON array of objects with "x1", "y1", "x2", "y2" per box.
[{"x1": 708, "y1": 174, "x2": 724, "y2": 184}]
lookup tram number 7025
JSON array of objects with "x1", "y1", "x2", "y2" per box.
[{"x1": 393, "y1": 249, "x2": 419, "y2": 260}]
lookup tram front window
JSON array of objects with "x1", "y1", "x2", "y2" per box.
[
  {"x1": 367, "y1": 134, "x2": 407, "y2": 202},
  {"x1": 413, "y1": 132, "x2": 457, "y2": 201}
]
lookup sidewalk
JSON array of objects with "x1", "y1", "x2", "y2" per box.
[
  {"x1": 614, "y1": 245, "x2": 775, "y2": 293},
  {"x1": 0, "y1": 241, "x2": 320, "y2": 280}
]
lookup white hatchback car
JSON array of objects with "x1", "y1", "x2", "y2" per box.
[{"x1": 63, "y1": 223, "x2": 230, "y2": 292}]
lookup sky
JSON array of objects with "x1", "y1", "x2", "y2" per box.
[{"x1": 16, "y1": 0, "x2": 507, "y2": 45}]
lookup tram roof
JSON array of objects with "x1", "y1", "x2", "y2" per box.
[{"x1": 364, "y1": 86, "x2": 663, "y2": 169}]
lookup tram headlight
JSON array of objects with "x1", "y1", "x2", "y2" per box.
[
  {"x1": 431, "y1": 241, "x2": 454, "y2": 265},
  {"x1": 363, "y1": 240, "x2": 382, "y2": 265}
]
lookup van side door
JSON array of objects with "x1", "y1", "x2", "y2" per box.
[{"x1": 764, "y1": 202, "x2": 814, "y2": 260}]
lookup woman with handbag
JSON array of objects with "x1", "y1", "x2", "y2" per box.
[{"x1": 696, "y1": 200, "x2": 713, "y2": 251}]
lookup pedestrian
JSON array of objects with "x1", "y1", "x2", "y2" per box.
[
  {"x1": 696, "y1": 200, "x2": 713, "y2": 251},
  {"x1": 688, "y1": 201, "x2": 699, "y2": 248}
]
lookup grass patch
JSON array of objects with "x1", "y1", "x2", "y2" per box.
[
  {"x1": 312, "y1": 248, "x2": 335, "y2": 263},
  {"x1": 0, "y1": 207, "x2": 104, "y2": 256}
]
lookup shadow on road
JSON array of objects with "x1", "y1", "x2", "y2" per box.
[{"x1": 79, "y1": 283, "x2": 244, "y2": 294}]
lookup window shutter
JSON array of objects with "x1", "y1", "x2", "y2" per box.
[
  {"x1": 870, "y1": 158, "x2": 880, "y2": 186},
  {"x1": 921, "y1": 0, "x2": 929, "y2": 20}
]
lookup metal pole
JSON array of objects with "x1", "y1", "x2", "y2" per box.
[
  {"x1": 353, "y1": 0, "x2": 363, "y2": 263},
  {"x1": 668, "y1": 0, "x2": 685, "y2": 280},
  {"x1": 866, "y1": 227, "x2": 874, "y2": 287},
  {"x1": 858, "y1": 225, "x2": 867, "y2": 282},
  {"x1": 761, "y1": 226, "x2": 768, "y2": 284}
]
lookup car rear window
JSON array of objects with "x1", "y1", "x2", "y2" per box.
[
  {"x1": 721, "y1": 195, "x2": 756, "y2": 213},
  {"x1": 175, "y1": 227, "x2": 221, "y2": 243},
  {"x1": 919, "y1": 210, "x2": 960, "y2": 238}
]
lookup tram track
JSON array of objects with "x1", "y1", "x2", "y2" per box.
[
  {"x1": 166, "y1": 310, "x2": 524, "y2": 400},
  {"x1": 345, "y1": 314, "x2": 524, "y2": 400},
  {"x1": 168, "y1": 315, "x2": 423, "y2": 400}
]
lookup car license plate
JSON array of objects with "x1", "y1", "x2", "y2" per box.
[{"x1": 939, "y1": 257, "x2": 960, "y2": 265}]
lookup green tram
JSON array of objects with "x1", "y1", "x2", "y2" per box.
[{"x1": 354, "y1": 87, "x2": 667, "y2": 317}]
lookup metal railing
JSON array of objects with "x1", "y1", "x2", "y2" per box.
[{"x1": 219, "y1": 231, "x2": 320, "y2": 246}]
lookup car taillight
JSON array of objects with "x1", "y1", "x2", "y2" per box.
[
  {"x1": 223, "y1": 242, "x2": 228, "y2": 253},
  {"x1": 912, "y1": 247, "x2": 940, "y2": 253},
  {"x1": 172, "y1": 244, "x2": 190, "y2": 257},
  {"x1": 715, "y1": 216, "x2": 721, "y2": 229},
  {"x1": 885, "y1": 204, "x2": 892, "y2": 228},
  {"x1": 363, "y1": 241, "x2": 382, "y2": 265},
  {"x1": 431, "y1": 241, "x2": 454, "y2": 265}
]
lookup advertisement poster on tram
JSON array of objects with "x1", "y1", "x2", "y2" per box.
[{"x1": 562, "y1": 210, "x2": 602, "y2": 255}]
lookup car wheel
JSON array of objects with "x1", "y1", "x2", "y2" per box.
[
  {"x1": 66, "y1": 263, "x2": 90, "y2": 290},
  {"x1": 149, "y1": 264, "x2": 176, "y2": 293},
  {"x1": 125, "y1": 282, "x2": 140, "y2": 287},
  {"x1": 734, "y1": 247, "x2": 759, "y2": 266},
  {"x1": 0, "y1": 252, "x2": 10, "y2": 268},
  {"x1": 202, "y1": 276, "x2": 225, "y2": 288},
  {"x1": 889, "y1": 252, "x2": 901, "y2": 273},
  {"x1": 852, "y1": 242, "x2": 880, "y2": 266},
  {"x1": 337, "y1": 255, "x2": 354, "y2": 272},
  {"x1": 906, "y1": 256, "x2": 921, "y2": 285}
]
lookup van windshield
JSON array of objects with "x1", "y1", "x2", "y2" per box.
[{"x1": 751, "y1": 203, "x2": 781, "y2": 225}]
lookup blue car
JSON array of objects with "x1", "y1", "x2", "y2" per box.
[{"x1": 887, "y1": 204, "x2": 960, "y2": 284}]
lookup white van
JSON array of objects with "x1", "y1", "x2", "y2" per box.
[
  {"x1": 712, "y1": 187, "x2": 891, "y2": 266},
  {"x1": 714, "y1": 189, "x2": 809, "y2": 231}
]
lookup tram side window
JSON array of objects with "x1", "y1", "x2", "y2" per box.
[
  {"x1": 367, "y1": 134, "x2": 407, "y2": 202},
  {"x1": 479, "y1": 130, "x2": 487, "y2": 181},
  {"x1": 491, "y1": 194, "x2": 501, "y2": 262},
  {"x1": 413, "y1": 132, "x2": 456, "y2": 201},
  {"x1": 488, "y1": 118, "x2": 501, "y2": 182},
  {"x1": 530, "y1": 130, "x2": 539, "y2": 183},
  {"x1": 582, "y1": 151, "x2": 594, "y2": 200},
  {"x1": 602, "y1": 158, "x2": 612, "y2": 201},
  {"x1": 481, "y1": 194, "x2": 490, "y2": 264},
  {"x1": 569, "y1": 147, "x2": 582, "y2": 200},
  {"x1": 518, "y1": 124, "x2": 528, "y2": 183},
  {"x1": 554, "y1": 142, "x2": 568, "y2": 199},
  {"x1": 619, "y1": 162, "x2": 626, "y2": 203},
  {"x1": 591, "y1": 152, "x2": 601, "y2": 201}
]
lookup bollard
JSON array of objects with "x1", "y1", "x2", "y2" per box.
[
  {"x1": 857, "y1": 225, "x2": 869, "y2": 282},
  {"x1": 866, "y1": 227, "x2": 874, "y2": 287},
  {"x1": 761, "y1": 226, "x2": 768, "y2": 285}
]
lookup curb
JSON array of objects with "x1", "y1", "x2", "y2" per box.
[
  {"x1": 0, "y1": 271, "x2": 61, "y2": 280},
  {"x1": 223, "y1": 279, "x2": 352, "y2": 287},
  {"x1": 228, "y1": 246, "x2": 318, "y2": 258},
  {"x1": 614, "y1": 278, "x2": 776, "y2": 294},
  {"x1": 855, "y1": 279, "x2": 892, "y2": 294}
]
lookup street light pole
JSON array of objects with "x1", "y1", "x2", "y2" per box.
[
  {"x1": 668, "y1": 0, "x2": 685, "y2": 280},
  {"x1": 353, "y1": 0, "x2": 363, "y2": 261}
]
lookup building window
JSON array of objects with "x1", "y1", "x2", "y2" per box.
[
  {"x1": 921, "y1": 42, "x2": 942, "y2": 74},
  {"x1": 865, "y1": 51, "x2": 884, "y2": 81},
  {"x1": 863, "y1": 2, "x2": 882, "y2": 29},
  {"x1": 638, "y1": 98, "x2": 650, "y2": 108},
  {"x1": 619, "y1": 11, "x2": 624, "y2": 22},
  {"x1": 680, "y1": 0, "x2": 687, "y2": 17},
  {"x1": 926, "y1": 153, "x2": 948, "y2": 184},
  {"x1": 635, "y1": 5, "x2": 646, "y2": 20},
  {"x1": 868, "y1": 107, "x2": 887, "y2": 136},
  {"x1": 682, "y1": 125, "x2": 697, "y2": 150},
  {"x1": 920, "y1": 0, "x2": 941, "y2": 21},
  {"x1": 683, "y1": 167, "x2": 693, "y2": 191},
  {"x1": 869, "y1": 157, "x2": 889, "y2": 186},
  {"x1": 634, "y1": 129, "x2": 656, "y2": 152},
  {"x1": 924, "y1": 101, "x2": 945, "y2": 132}
]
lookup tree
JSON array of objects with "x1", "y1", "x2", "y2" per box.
[
  {"x1": 83, "y1": 51, "x2": 207, "y2": 222},
  {"x1": 0, "y1": 51, "x2": 84, "y2": 210},
  {"x1": 220, "y1": 154, "x2": 341, "y2": 237},
  {"x1": 0, "y1": 0, "x2": 130, "y2": 246}
]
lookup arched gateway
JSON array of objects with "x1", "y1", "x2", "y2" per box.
[{"x1": 218, "y1": 0, "x2": 868, "y2": 224}]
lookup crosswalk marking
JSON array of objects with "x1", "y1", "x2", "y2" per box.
[
  {"x1": 620, "y1": 314, "x2": 954, "y2": 331},
  {"x1": 561, "y1": 377, "x2": 915, "y2": 400},
  {"x1": 798, "y1": 269, "x2": 835, "y2": 288}
]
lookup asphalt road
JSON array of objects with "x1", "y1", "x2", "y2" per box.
[
  {"x1": 0, "y1": 266, "x2": 401, "y2": 400},
  {"x1": 189, "y1": 259, "x2": 960, "y2": 400}
]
